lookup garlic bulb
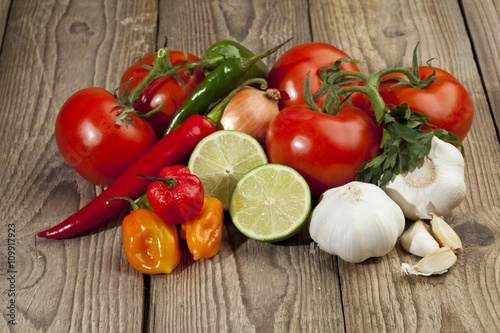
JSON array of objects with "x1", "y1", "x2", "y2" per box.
[
  {"x1": 217, "y1": 86, "x2": 280, "y2": 146},
  {"x1": 382, "y1": 136, "x2": 466, "y2": 221},
  {"x1": 400, "y1": 220, "x2": 440, "y2": 257},
  {"x1": 309, "y1": 181, "x2": 405, "y2": 263}
]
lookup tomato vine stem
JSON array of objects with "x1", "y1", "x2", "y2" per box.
[
  {"x1": 125, "y1": 47, "x2": 169, "y2": 106},
  {"x1": 114, "y1": 47, "x2": 180, "y2": 126}
]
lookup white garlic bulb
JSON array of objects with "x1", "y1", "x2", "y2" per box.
[
  {"x1": 309, "y1": 181, "x2": 405, "y2": 263},
  {"x1": 382, "y1": 136, "x2": 466, "y2": 221}
]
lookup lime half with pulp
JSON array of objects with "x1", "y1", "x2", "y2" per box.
[
  {"x1": 229, "y1": 163, "x2": 311, "y2": 242},
  {"x1": 188, "y1": 130, "x2": 268, "y2": 210}
]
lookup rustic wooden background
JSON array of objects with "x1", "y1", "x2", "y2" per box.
[{"x1": 0, "y1": 0, "x2": 499, "y2": 332}]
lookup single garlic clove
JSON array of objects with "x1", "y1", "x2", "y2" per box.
[
  {"x1": 400, "y1": 220, "x2": 440, "y2": 257},
  {"x1": 430, "y1": 214, "x2": 463, "y2": 252},
  {"x1": 401, "y1": 247, "x2": 457, "y2": 276}
]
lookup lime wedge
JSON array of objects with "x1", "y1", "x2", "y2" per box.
[
  {"x1": 229, "y1": 164, "x2": 311, "y2": 242},
  {"x1": 188, "y1": 130, "x2": 268, "y2": 210}
]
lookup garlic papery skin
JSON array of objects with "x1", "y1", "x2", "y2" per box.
[
  {"x1": 401, "y1": 246, "x2": 457, "y2": 276},
  {"x1": 382, "y1": 136, "x2": 466, "y2": 221},
  {"x1": 430, "y1": 214, "x2": 463, "y2": 252},
  {"x1": 400, "y1": 220, "x2": 440, "y2": 257},
  {"x1": 309, "y1": 181, "x2": 405, "y2": 263}
]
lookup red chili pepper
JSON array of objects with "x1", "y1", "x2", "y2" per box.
[
  {"x1": 37, "y1": 115, "x2": 215, "y2": 239},
  {"x1": 138, "y1": 165, "x2": 204, "y2": 225}
]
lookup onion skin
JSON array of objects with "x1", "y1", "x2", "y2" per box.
[{"x1": 217, "y1": 86, "x2": 280, "y2": 145}]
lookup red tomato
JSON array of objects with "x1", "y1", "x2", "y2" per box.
[
  {"x1": 55, "y1": 87, "x2": 157, "y2": 187},
  {"x1": 266, "y1": 104, "x2": 382, "y2": 197},
  {"x1": 267, "y1": 42, "x2": 361, "y2": 110},
  {"x1": 378, "y1": 67, "x2": 473, "y2": 142},
  {"x1": 119, "y1": 51, "x2": 205, "y2": 138}
]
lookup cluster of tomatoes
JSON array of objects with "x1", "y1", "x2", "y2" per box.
[{"x1": 266, "y1": 43, "x2": 473, "y2": 196}]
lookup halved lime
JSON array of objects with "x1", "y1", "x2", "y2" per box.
[
  {"x1": 188, "y1": 130, "x2": 268, "y2": 210},
  {"x1": 229, "y1": 164, "x2": 311, "y2": 242}
]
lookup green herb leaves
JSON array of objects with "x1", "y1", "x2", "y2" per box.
[{"x1": 356, "y1": 103, "x2": 462, "y2": 186}]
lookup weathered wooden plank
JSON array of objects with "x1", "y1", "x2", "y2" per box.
[
  {"x1": 2, "y1": 0, "x2": 498, "y2": 332},
  {"x1": 461, "y1": 0, "x2": 500, "y2": 135},
  {"x1": 0, "y1": 0, "x2": 11, "y2": 50},
  {"x1": 156, "y1": 0, "x2": 313, "y2": 69},
  {"x1": 0, "y1": 0, "x2": 157, "y2": 331},
  {"x1": 146, "y1": 0, "x2": 345, "y2": 332},
  {"x1": 309, "y1": 0, "x2": 500, "y2": 332}
]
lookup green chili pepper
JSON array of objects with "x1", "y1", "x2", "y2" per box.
[
  {"x1": 202, "y1": 40, "x2": 270, "y2": 79},
  {"x1": 164, "y1": 38, "x2": 292, "y2": 135}
]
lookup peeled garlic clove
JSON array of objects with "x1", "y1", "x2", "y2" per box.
[
  {"x1": 430, "y1": 214, "x2": 463, "y2": 252},
  {"x1": 400, "y1": 220, "x2": 440, "y2": 257},
  {"x1": 401, "y1": 247, "x2": 457, "y2": 276}
]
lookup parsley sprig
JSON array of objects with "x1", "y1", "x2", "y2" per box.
[{"x1": 356, "y1": 103, "x2": 462, "y2": 186}]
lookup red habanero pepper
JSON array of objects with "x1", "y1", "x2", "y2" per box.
[
  {"x1": 37, "y1": 115, "x2": 215, "y2": 239},
  {"x1": 114, "y1": 197, "x2": 181, "y2": 274},
  {"x1": 180, "y1": 197, "x2": 224, "y2": 261},
  {"x1": 138, "y1": 166, "x2": 204, "y2": 225}
]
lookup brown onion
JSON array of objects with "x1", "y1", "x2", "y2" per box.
[{"x1": 216, "y1": 86, "x2": 280, "y2": 145}]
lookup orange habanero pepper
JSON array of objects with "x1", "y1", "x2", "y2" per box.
[
  {"x1": 111, "y1": 197, "x2": 181, "y2": 274},
  {"x1": 180, "y1": 197, "x2": 223, "y2": 261}
]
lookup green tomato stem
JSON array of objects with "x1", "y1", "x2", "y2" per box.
[
  {"x1": 324, "y1": 70, "x2": 386, "y2": 123},
  {"x1": 125, "y1": 47, "x2": 169, "y2": 106},
  {"x1": 374, "y1": 66, "x2": 421, "y2": 86},
  {"x1": 327, "y1": 70, "x2": 370, "y2": 84},
  {"x1": 326, "y1": 66, "x2": 424, "y2": 125},
  {"x1": 339, "y1": 84, "x2": 388, "y2": 124}
]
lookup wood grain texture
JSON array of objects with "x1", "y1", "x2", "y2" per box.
[
  {"x1": 461, "y1": 0, "x2": 500, "y2": 134},
  {"x1": 309, "y1": 0, "x2": 500, "y2": 332},
  {"x1": 0, "y1": 0, "x2": 11, "y2": 50},
  {"x1": 1, "y1": 0, "x2": 499, "y2": 332},
  {"x1": 156, "y1": 0, "x2": 313, "y2": 71},
  {"x1": 0, "y1": 0, "x2": 157, "y2": 332}
]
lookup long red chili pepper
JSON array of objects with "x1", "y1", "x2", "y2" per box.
[{"x1": 37, "y1": 115, "x2": 215, "y2": 239}]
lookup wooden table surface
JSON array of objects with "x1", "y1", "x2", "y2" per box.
[{"x1": 1, "y1": 0, "x2": 499, "y2": 332}]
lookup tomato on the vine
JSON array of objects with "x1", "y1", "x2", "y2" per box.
[
  {"x1": 267, "y1": 42, "x2": 361, "y2": 110},
  {"x1": 118, "y1": 50, "x2": 205, "y2": 138},
  {"x1": 378, "y1": 67, "x2": 473, "y2": 142},
  {"x1": 266, "y1": 104, "x2": 382, "y2": 197},
  {"x1": 55, "y1": 87, "x2": 158, "y2": 187}
]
